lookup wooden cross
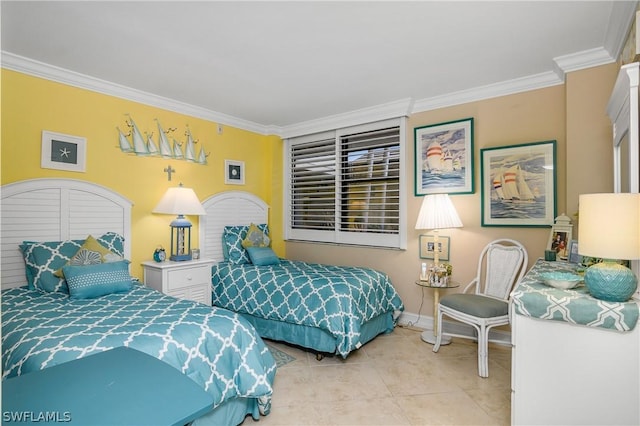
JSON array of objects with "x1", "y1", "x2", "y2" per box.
[{"x1": 164, "y1": 165, "x2": 175, "y2": 181}]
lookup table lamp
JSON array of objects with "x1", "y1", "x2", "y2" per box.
[
  {"x1": 415, "y1": 193, "x2": 463, "y2": 268},
  {"x1": 578, "y1": 193, "x2": 640, "y2": 302},
  {"x1": 415, "y1": 194, "x2": 463, "y2": 345},
  {"x1": 153, "y1": 183, "x2": 206, "y2": 261}
]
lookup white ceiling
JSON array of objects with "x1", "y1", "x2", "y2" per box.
[{"x1": 1, "y1": 1, "x2": 637, "y2": 135}]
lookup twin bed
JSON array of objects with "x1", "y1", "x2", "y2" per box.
[
  {"x1": 199, "y1": 191, "x2": 404, "y2": 358},
  {"x1": 1, "y1": 179, "x2": 276, "y2": 426},
  {"x1": 1, "y1": 179, "x2": 404, "y2": 425}
]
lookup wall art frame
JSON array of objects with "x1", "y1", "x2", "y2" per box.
[
  {"x1": 419, "y1": 234, "x2": 450, "y2": 261},
  {"x1": 414, "y1": 117, "x2": 474, "y2": 195},
  {"x1": 41, "y1": 130, "x2": 87, "y2": 173},
  {"x1": 224, "y1": 159, "x2": 245, "y2": 185},
  {"x1": 480, "y1": 140, "x2": 556, "y2": 227}
]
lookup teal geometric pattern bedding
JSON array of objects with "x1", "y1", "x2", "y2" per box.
[
  {"x1": 212, "y1": 260, "x2": 404, "y2": 357},
  {"x1": 2, "y1": 285, "x2": 276, "y2": 418},
  {"x1": 511, "y1": 259, "x2": 639, "y2": 332}
]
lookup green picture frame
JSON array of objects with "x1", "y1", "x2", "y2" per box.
[
  {"x1": 414, "y1": 117, "x2": 474, "y2": 195},
  {"x1": 480, "y1": 140, "x2": 556, "y2": 227}
]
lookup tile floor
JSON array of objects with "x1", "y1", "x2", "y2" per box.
[{"x1": 251, "y1": 325, "x2": 512, "y2": 425}]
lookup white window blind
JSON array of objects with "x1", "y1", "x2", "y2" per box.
[{"x1": 285, "y1": 118, "x2": 406, "y2": 249}]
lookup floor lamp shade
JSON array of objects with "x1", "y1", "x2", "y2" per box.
[
  {"x1": 578, "y1": 193, "x2": 640, "y2": 302},
  {"x1": 153, "y1": 185, "x2": 206, "y2": 261}
]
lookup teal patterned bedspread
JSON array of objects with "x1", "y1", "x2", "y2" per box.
[
  {"x1": 511, "y1": 259, "x2": 639, "y2": 332},
  {"x1": 212, "y1": 260, "x2": 404, "y2": 357},
  {"x1": 2, "y1": 285, "x2": 276, "y2": 418}
]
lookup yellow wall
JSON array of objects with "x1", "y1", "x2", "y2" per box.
[
  {"x1": 1, "y1": 63, "x2": 619, "y2": 316},
  {"x1": 1, "y1": 69, "x2": 283, "y2": 279},
  {"x1": 287, "y1": 63, "x2": 619, "y2": 315}
]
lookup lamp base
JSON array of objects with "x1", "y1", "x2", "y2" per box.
[
  {"x1": 170, "y1": 254, "x2": 192, "y2": 262},
  {"x1": 421, "y1": 330, "x2": 451, "y2": 345},
  {"x1": 584, "y1": 261, "x2": 638, "y2": 302}
]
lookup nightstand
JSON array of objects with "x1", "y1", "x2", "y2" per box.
[{"x1": 142, "y1": 259, "x2": 215, "y2": 305}]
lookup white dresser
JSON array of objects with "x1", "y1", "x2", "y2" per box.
[
  {"x1": 510, "y1": 259, "x2": 640, "y2": 425},
  {"x1": 142, "y1": 259, "x2": 215, "y2": 305}
]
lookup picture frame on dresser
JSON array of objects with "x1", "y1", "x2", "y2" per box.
[
  {"x1": 546, "y1": 214, "x2": 573, "y2": 260},
  {"x1": 41, "y1": 130, "x2": 87, "y2": 173},
  {"x1": 480, "y1": 140, "x2": 556, "y2": 227},
  {"x1": 567, "y1": 240, "x2": 581, "y2": 263}
]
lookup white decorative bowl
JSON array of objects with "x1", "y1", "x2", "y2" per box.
[{"x1": 539, "y1": 271, "x2": 583, "y2": 290}]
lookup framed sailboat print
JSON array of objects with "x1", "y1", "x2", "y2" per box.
[
  {"x1": 480, "y1": 140, "x2": 556, "y2": 227},
  {"x1": 414, "y1": 118, "x2": 474, "y2": 195}
]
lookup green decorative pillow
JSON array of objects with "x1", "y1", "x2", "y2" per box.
[
  {"x1": 223, "y1": 224, "x2": 269, "y2": 264},
  {"x1": 63, "y1": 260, "x2": 133, "y2": 299},
  {"x1": 246, "y1": 247, "x2": 280, "y2": 266},
  {"x1": 242, "y1": 223, "x2": 271, "y2": 248},
  {"x1": 54, "y1": 235, "x2": 123, "y2": 277}
]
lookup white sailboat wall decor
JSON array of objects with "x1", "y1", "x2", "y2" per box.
[
  {"x1": 172, "y1": 138, "x2": 184, "y2": 160},
  {"x1": 116, "y1": 115, "x2": 210, "y2": 165},
  {"x1": 117, "y1": 127, "x2": 133, "y2": 153},
  {"x1": 127, "y1": 116, "x2": 149, "y2": 156},
  {"x1": 184, "y1": 127, "x2": 196, "y2": 162},
  {"x1": 156, "y1": 119, "x2": 174, "y2": 159},
  {"x1": 146, "y1": 133, "x2": 159, "y2": 156},
  {"x1": 197, "y1": 145, "x2": 208, "y2": 165}
]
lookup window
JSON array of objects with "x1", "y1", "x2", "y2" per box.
[{"x1": 284, "y1": 118, "x2": 406, "y2": 249}]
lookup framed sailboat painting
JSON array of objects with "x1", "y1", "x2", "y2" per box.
[
  {"x1": 480, "y1": 140, "x2": 556, "y2": 227},
  {"x1": 414, "y1": 118, "x2": 474, "y2": 195}
]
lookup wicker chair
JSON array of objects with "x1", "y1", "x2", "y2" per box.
[{"x1": 433, "y1": 239, "x2": 528, "y2": 378}]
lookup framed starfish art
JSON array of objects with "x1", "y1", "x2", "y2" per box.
[{"x1": 41, "y1": 130, "x2": 86, "y2": 172}]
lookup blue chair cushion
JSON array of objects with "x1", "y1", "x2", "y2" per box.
[{"x1": 440, "y1": 294, "x2": 508, "y2": 318}]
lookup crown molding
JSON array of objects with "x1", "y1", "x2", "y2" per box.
[
  {"x1": 604, "y1": 0, "x2": 639, "y2": 60},
  {"x1": 554, "y1": 47, "x2": 615, "y2": 75},
  {"x1": 412, "y1": 71, "x2": 563, "y2": 114},
  {"x1": 280, "y1": 98, "x2": 412, "y2": 139},
  {"x1": 1, "y1": 51, "x2": 272, "y2": 136}
]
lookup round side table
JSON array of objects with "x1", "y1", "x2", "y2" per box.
[{"x1": 415, "y1": 280, "x2": 459, "y2": 345}]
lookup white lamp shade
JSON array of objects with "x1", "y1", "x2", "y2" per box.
[
  {"x1": 153, "y1": 185, "x2": 206, "y2": 216},
  {"x1": 578, "y1": 193, "x2": 640, "y2": 260},
  {"x1": 415, "y1": 194, "x2": 463, "y2": 230}
]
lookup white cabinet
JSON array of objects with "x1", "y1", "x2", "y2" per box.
[
  {"x1": 142, "y1": 259, "x2": 215, "y2": 305},
  {"x1": 511, "y1": 313, "x2": 640, "y2": 425}
]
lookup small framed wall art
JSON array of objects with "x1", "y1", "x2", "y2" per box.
[
  {"x1": 419, "y1": 234, "x2": 450, "y2": 261},
  {"x1": 224, "y1": 159, "x2": 245, "y2": 185},
  {"x1": 41, "y1": 130, "x2": 86, "y2": 172}
]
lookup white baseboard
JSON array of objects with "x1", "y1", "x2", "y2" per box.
[{"x1": 397, "y1": 311, "x2": 512, "y2": 346}]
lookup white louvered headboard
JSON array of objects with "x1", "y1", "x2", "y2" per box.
[
  {"x1": 199, "y1": 191, "x2": 269, "y2": 262},
  {"x1": 1, "y1": 178, "x2": 133, "y2": 290}
]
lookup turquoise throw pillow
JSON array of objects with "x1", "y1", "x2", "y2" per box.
[
  {"x1": 63, "y1": 260, "x2": 133, "y2": 299},
  {"x1": 246, "y1": 247, "x2": 280, "y2": 266},
  {"x1": 20, "y1": 239, "x2": 85, "y2": 293}
]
